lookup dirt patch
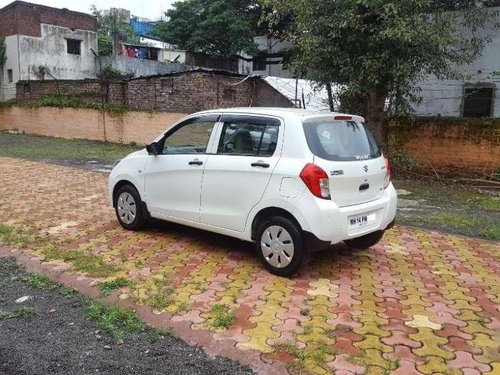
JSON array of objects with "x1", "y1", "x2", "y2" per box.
[
  {"x1": 394, "y1": 179, "x2": 500, "y2": 240},
  {"x1": 0, "y1": 258, "x2": 255, "y2": 375}
]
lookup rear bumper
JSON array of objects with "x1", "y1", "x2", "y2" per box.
[{"x1": 299, "y1": 183, "x2": 398, "y2": 245}]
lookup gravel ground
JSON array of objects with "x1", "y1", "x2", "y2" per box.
[{"x1": 0, "y1": 258, "x2": 255, "y2": 375}]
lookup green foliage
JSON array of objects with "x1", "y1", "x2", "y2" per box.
[
  {"x1": 0, "y1": 36, "x2": 7, "y2": 66},
  {"x1": 152, "y1": 0, "x2": 261, "y2": 57},
  {"x1": 23, "y1": 273, "x2": 58, "y2": 290},
  {"x1": 209, "y1": 303, "x2": 236, "y2": 329},
  {"x1": 0, "y1": 308, "x2": 36, "y2": 319},
  {"x1": 0, "y1": 132, "x2": 142, "y2": 164},
  {"x1": 263, "y1": 0, "x2": 496, "y2": 127},
  {"x1": 42, "y1": 247, "x2": 118, "y2": 277},
  {"x1": 86, "y1": 301, "x2": 146, "y2": 339},
  {"x1": 0, "y1": 257, "x2": 20, "y2": 272},
  {"x1": 99, "y1": 65, "x2": 129, "y2": 80},
  {"x1": 30, "y1": 94, "x2": 128, "y2": 113},
  {"x1": 0, "y1": 224, "x2": 34, "y2": 248},
  {"x1": 389, "y1": 153, "x2": 420, "y2": 176},
  {"x1": 91, "y1": 5, "x2": 139, "y2": 56},
  {"x1": 97, "y1": 34, "x2": 113, "y2": 56},
  {"x1": 99, "y1": 278, "x2": 130, "y2": 296}
]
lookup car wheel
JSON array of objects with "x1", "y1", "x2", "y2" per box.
[
  {"x1": 115, "y1": 185, "x2": 147, "y2": 231},
  {"x1": 256, "y1": 216, "x2": 305, "y2": 277},
  {"x1": 344, "y1": 230, "x2": 384, "y2": 250}
]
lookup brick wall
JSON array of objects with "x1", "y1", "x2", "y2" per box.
[
  {"x1": 16, "y1": 70, "x2": 293, "y2": 111},
  {"x1": 388, "y1": 118, "x2": 500, "y2": 173},
  {"x1": 0, "y1": 106, "x2": 186, "y2": 144},
  {"x1": 0, "y1": 1, "x2": 97, "y2": 37},
  {"x1": 1, "y1": 107, "x2": 498, "y2": 175}
]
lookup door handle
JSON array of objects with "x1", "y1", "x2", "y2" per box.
[
  {"x1": 251, "y1": 161, "x2": 270, "y2": 168},
  {"x1": 189, "y1": 160, "x2": 203, "y2": 166}
]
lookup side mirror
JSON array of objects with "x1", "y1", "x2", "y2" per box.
[{"x1": 146, "y1": 142, "x2": 159, "y2": 156}]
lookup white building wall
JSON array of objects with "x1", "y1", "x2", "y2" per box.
[
  {"x1": 240, "y1": 35, "x2": 295, "y2": 78},
  {"x1": 0, "y1": 35, "x2": 21, "y2": 101},
  {"x1": 1, "y1": 23, "x2": 97, "y2": 101},
  {"x1": 413, "y1": 7, "x2": 500, "y2": 117},
  {"x1": 19, "y1": 23, "x2": 97, "y2": 81}
]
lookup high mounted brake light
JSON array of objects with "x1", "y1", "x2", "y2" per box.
[{"x1": 334, "y1": 115, "x2": 352, "y2": 121}]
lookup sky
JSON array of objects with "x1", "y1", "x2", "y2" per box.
[{"x1": 0, "y1": 0, "x2": 177, "y2": 20}]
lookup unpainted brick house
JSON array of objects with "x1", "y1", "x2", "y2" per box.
[
  {"x1": 16, "y1": 69, "x2": 294, "y2": 111},
  {"x1": 0, "y1": 1, "x2": 98, "y2": 101}
]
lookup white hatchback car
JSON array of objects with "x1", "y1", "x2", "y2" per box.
[{"x1": 109, "y1": 108, "x2": 397, "y2": 276}]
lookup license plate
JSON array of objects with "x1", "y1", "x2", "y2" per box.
[{"x1": 349, "y1": 213, "x2": 376, "y2": 229}]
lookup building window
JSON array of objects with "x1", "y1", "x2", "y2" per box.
[
  {"x1": 222, "y1": 89, "x2": 236, "y2": 101},
  {"x1": 252, "y1": 58, "x2": 267, "y2": 71},
  {"x1": 66, "y1": 39, "x2": 81, "y2": 55},
  {"x1": 463, "y1": 86, "x2": 494, "y2": 118},
  {"x1": 7, "y1": 69, "x2": 13, "y2": 83}
]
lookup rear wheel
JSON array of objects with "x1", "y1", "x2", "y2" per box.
[
  {"x1": 115, "y1": 185, "x2": 147, "y2": 231},
  {"x1": 344, "y1": 230, "x2": 384, "y2": 250},
  {"x1": 256, "y1": 216, "x2": 305, "y2": 277}
]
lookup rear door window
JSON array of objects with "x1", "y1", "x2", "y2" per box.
[
  {"x1": 218, "y1": 116, "x2": 280, "y2": 157},
  {"x1": 303, "y1": 120, "x2": 381, "y2": 161}
]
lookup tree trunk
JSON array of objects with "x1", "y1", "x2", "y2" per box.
[
  {"x1": 364, "y1": 88, "x2": 387, "y2": 146},
  {"x1": 326, "y1": 83, "x2": 335, "y2": 112}
]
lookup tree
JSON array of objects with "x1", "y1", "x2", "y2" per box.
[
  {"x1": 0, "y1": 36, "x2": 6, "y2": 67},
  {"x1": 152, "y1": 0, "x2": 262, "y2": 57},
  {"x1": 262, "y1": 0, "x2": 496, "y2": 143},
  {"x1": 91, "y1": 6, "x2": 139, "y2": 56}
]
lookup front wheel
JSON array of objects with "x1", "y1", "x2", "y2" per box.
[
  {"x1": 114, "y1": 185, "x2": 147, "y2": 231},
  {"x1": 256, "y1": 216, "x2": 305, "y2": 277},
  {"x1": 344, "y1": 230, "x2": 384, "y2": 250}
]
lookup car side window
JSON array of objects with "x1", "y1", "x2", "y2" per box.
[
  {"x1": 161, "y1": 119, "x2": 216, "y2": 155},
  {"x1": 218, "y1": 118, "x2": 279, "y2": 157}
]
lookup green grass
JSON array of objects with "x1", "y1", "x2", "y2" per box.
[
  {"x1": 0, "y1": 308, "x2": 37, "y2": 319},
  {"x1": 85, "y1": 301, "x2": 146, "y2": 339},
  {"x1": 23, "y1": 273, "x2": 59, "y2": 290},
  {"x1": 99, "y1": 278, "x2": 131, "y2": 296},
  {"x1": 272, "y1": 342, "x2": 305, "y2": 360},
  {"x1": 299, "y1": 308, "x2": 310, "y2": 316},
  {"x1": 41, "y1": 247, "x2": 118, "y2": 277},
  {"x1": 478, "y1": 198, "x2": 500, "y2": 211},
  {"x1": 150, "y1": 286, "x2": 176, "y2": 310},
  {"x1": 22, "y1": 272, "x2": 78, "y2": 297},
  {"x1": 0, "y1": 257, "x2": 20, "y2": 272},
  {"x1": 0, "y1": 132, "x2": 141, "y2": 164},
  {"x1": 1, "y1": 94, "x2": 129, "y2": 113},
  {"x1": 0, "y1": 224, "x2": 34, "y2": 248},
  {"x1": 209, "y1": 304, "x2": 236, "y2": 329},
  {"x1": 479, "y1": 227, "x2": 500, "y2": 241}
]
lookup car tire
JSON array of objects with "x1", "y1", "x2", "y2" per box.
[
  {"x1": 256, "y1": 216, "x2": 305, "y2": 277},
  {"x1": 114, "y1": 185, "x2": 147, "y2": 231},
  {"x1": 344, "y1": 230, "x2": 384, "y2": 250}
]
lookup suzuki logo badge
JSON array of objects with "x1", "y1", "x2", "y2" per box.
[{"x1": 363, "y1": 165, "x2": 368, "y2": 173}]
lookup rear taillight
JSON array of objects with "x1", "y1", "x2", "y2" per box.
[
  {"x1": 300, "y1": 163, "x2": 331, "y2": 199},
  {"x1": 384, "y1": 157, "x2": 391, "y2": 189}
]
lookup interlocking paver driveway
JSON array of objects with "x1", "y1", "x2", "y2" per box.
[{"x1": 0, "y1": 157, "x2": 499, "y2": 375}]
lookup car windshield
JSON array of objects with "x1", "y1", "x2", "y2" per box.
[{"x1": 303, "y1": 119, "x2": 381, "y2": 161}]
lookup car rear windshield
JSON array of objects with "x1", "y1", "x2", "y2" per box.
[{"x1": 303, "y1": 119, "x2": 381, "y2": 161}]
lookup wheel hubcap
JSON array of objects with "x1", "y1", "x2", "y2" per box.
[
  {"x1": 261, "y1": 225, "x2": 295, "y2": 269},
  {"x1": 117, "y1": 192, "x2": 137, "y2": 225}
]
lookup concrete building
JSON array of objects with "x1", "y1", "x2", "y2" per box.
[
  {"x1": 0, "y1": 1, "x2": 98, "y2": 101},
  {"x1": 412, "y1": 5, "x2": 500, "y2": 118},
  {"x1": 239, "y1": 35, "x2": 294, "y2": 78},
  {"x1": 103, "y1": 8, "x2": 130, "y2": 24}
]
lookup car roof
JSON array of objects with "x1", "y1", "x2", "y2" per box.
[{"x1": 194, "y1": 107, "x2": 365, "y2": 122}]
